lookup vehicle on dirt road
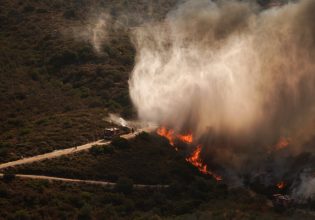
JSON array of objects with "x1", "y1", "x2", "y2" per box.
[{"x1": 103, "y1": 127, "x2": 131, "y2": 140}]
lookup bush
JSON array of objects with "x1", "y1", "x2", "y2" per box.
[
  {"x1": 63, "y1": 9, "x2": 76, "y2": 19},
  {"x1": 90, "y1": 145, "x2": 114, "y2": 156},
  {"x1": 115, "y1": 177, "x2": 133, "y2": 194},
  {"x1": 13, "y1": 209, "x2": 31, "y2": 220},
  {"x1": 3, "y1": 172, "x2": 15, "y2": 183},
  {"x1": 103, "y1": 145, "x2": 115, "y2": 154},
  {"x1": 111, "y1": 137, "x2": 130, "y2": 149},
  {"x1": 23, "y1": 5, "x2": 35, "y2": 13},
  {"x1": 0, "y1": 143, "x2": 9, "y2": 157},
  {"x1": 136, "y1": 132, "x2": 151, "y2": 141},
  {"x1": 0, "y1": 184, "x2": 9, "y2": 197},
  {"x1": 49, "y1": 50, "x2": 78, "y2": 69},
  {"x1": 78, "y1": 204, "x2": 92, "y2": 220}
]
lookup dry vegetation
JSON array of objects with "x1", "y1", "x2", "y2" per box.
[
  {"x1": 3, "y1": 134, "x2": 309, "y2": 219},
  {"x1": 1, "y1": 0, "x2": 310, "y2": 219},
  {"x1": 0, "y1": 0, "x2": 177, "y2": 162}
]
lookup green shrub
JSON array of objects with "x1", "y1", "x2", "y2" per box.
[
  {"x1": 48, "y1": 50, "x2": 78, "y2": 69},
  {"x1": 0, "y1": 143, "x2": 10, "y2": 157},
  {"x1": 63, "y1": 9, "x2": 76, "y2": 19},
  {"x1": 23, "y1": 5, "x2": 35, "y2": 13},
  {"x1": 136, "y1": 132, "x2": 151, "y2": 141},
  {"x1": 13, "y1": 209, "x2": 31, "y2": 220},
  {"x1": 29, "y1": 71, "x2": 40, "y2": 81},
  {"x1": 0, "y1": 184, "x2": 9, "y2": 197},
  {"x1": 115, "y1": 177, "x2": 133, "y2": 194},
  {"x1": 78, "y1": 204, "x2": 92, "y2": 220},
  {"x1": 111, "y1": 137, "x2": 130, "y2": 149},
  {"x1": 103, "y1": 145, "x2": 115, "y2": 154},
  {"x1": 19, "y1": 128, "x2": 31, "y2": 136},
  {"x1": 89, "y1": 145, "x2": 108, "y2": 156},
  {"x1": 0, "y1": 147, "x2": 8, "y2": 157},
  {"x1": 3, "y1": 172, "x2": 15, "y2": 183}
]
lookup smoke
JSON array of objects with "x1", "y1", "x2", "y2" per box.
[
  {"x1": 90, "y1": 13, "x2": 111, "y2": 53},
  {"x1": 129, "y1": 0, "x2": 315, "y2": 151},
  {"x1": 69, "y1": 12, "x2": 112, "y2": 53},
  {"x1": 292, "y1": 171, "x2": 315, "y2": 202},
  {"x1": 129, "y1": 0, "x2": 315, "y2": 190},
  {"x1": 105, "y1": 113, "x2": 157, "y2": 130},
  {"x1": 106, "y1": 113, "x2": 128, "y2": 127}
]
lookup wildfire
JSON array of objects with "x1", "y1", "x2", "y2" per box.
[
  {"x1": 277, "y1": 181, "x2": 286, "y2": 189},
  {"x1": 275, "y1": 137, "x2": 290, "y2": 150},
  {"x1": 156, "y1": 127, "x2": 193, "y2": 147},
  {"x1": 157, "y1": 127, "x2": 221, "y2": 181},
  {"x1": 157, "y1": 127, "x2": 175, "y2": 146},
  {"x1": 177, "y1": 133, "x2": 193, "y2": 144},
  {"x1": 186, "y1": 145, "x2": 222, "y2": 181}
]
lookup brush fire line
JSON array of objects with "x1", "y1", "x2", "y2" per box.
[{"x1": 157, "y1": 127, "x2": 222, "y2": 182}]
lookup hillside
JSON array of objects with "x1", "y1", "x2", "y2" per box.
[
  {"x1": 2, "y1": 0, "x2": 313, "y2": 219},
  {"x1": 0, "y1": 0, "x2": 179, "y2": 162},
  {"x1": 3, "y1": 133, "x2": 313, "y2": 219}
]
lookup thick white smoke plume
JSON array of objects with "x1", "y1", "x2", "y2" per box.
[
  {"x1": 129, "y1": 0, "x2": 315, "y2": 148},
  {"x1": 129, "y1": 0, "x2": 315, "y2": 194},
  {"x1": 106, "y1": 113, "x2": 128, "y2": 127}
]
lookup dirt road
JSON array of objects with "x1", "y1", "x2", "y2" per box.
[
  {"x1": 0, "y1": 140, "x2": 107, "y2": 170},
  {"x1": 0, "y1": 127, "x2": 156, "y2": 170},
  {"x1": 0, "y1": 126, "x2": 167, "y2": 189},
  {"x1": 0, "y1": 173, "x2": 169, "y2": 189}
]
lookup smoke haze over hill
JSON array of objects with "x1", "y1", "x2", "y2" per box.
[
  {"x1": 128, "y1": 0, "x2": 315, "y2": 196},
  {"x1": 129, "y1": 0, "x2": 315, "y2": 150}
]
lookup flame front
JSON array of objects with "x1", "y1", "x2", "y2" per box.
[
  {"x1": 157, "y1": 127, "x2": 175, "y2": 146},
  {"x1": 157, "y1": 127, "x2": 193, "y2": 148},
  {"x1": 157, "y1": 127, "x2": 221, "y2": 181},
  {"x1": 186, "y1": 145, "x2": 222, "y2": 181},
  {"x1": 177, "y1": 133, "x2": 193, "y2": 144}
]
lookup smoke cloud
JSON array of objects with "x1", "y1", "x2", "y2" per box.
[
  {"x1": 129, "y1": 0, "x2": 315, "y2": 150},
  {"x1": 128, "y1": 0, "x2": 315, "y2": 191}
]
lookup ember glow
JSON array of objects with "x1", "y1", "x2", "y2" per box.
[
  {"x1": 186, "y1": 145, "x2": 222, "y2": 181},
  {"x1": 277, "y1": 181, "x2": 286, "y2": 190},
  {"x1": 275, "y1": 137, "x2": 290, "y2": 150}
]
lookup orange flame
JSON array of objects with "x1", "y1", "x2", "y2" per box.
[
  {"x1": 157, "y1": 127, "x2": 221, "y2": 181},
  {"x1": 177, "y1": 133, "x2": 193, "y2": 144},
  {"x1": 275, "y1": 137, "x2": 290, "y2": 150},
  {"x1": 186, "y1": 145, "x2": 222, "y2": 181},
  {"x1": 157, "y1": 127, "x2": 193, "y2": 148},
  {"x1": 157, "y1": 127, "x2": 175, "y2": 146},
  {"x1": 277, "y1": 181, "x2": 285, "y2": 189}
]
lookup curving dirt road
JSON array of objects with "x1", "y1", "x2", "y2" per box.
[
  {"x1": 0, "y1": 127, "x2": 165, "y2": 189},
  {"x1": 0, "y1": 127, "x2": 156, "y2": 170},
  {"x1": 0, "y1": 140, "x2": 107, "y2": 170},
  {"x1": 0, "y1": 173, "x2": 169, "y2": 189}
]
